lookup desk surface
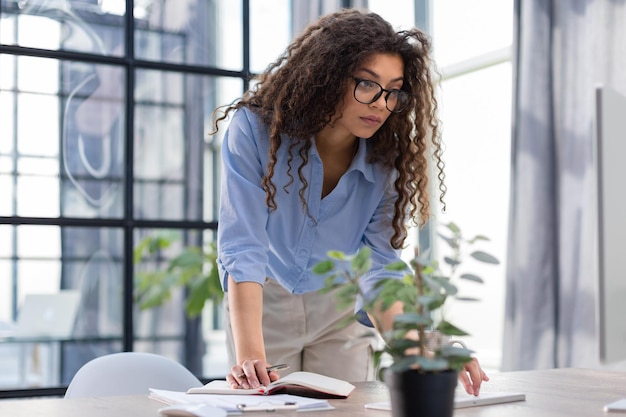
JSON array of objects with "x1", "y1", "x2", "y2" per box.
[{"x1": 1, "y1": 368, "x2": 625, "y2": 416}]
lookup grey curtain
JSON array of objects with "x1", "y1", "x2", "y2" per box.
[{"x1": 504, "y1": 0, "x2": 626, "y2": 370}]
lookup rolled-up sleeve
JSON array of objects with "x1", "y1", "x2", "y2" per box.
[{"x1": 217, "y1": 108, "x2": 271, "y2": 291}]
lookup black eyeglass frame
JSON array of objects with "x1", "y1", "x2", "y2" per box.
[{"x1": 351, "y1": 76, "x2": 410, "y2": 113}]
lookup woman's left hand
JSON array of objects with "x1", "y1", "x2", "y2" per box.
[{"x1": 458, "y1": 357, "x2": 489, "y2": 396}]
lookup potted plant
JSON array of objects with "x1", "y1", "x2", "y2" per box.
[
  {"x1": 313, "y1": 221, "x2": 499, "y2": 417},
  {"x1": 133, "y1": 231, "x2": 222, "y2": 318}
]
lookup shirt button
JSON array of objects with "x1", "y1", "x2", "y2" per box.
[
  {"x1": 299, "y1": 249, "x2": 307, "y2": 256},
  {"x1": 295, "y1": 267, "x2": 302, "y2": 274},
  {"x1": 308, "y1": 220, "x2": 315, "y2": 227}
]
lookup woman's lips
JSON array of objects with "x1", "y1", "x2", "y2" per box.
[{"x1": 360, "y1": 115, "x2": 382, "y2": 127}]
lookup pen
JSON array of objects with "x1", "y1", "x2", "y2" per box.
[
  {"x1": 266, "y1": 363, "x2": 289, "y2": 373},
  {"x1": 236, "y1": 364, "x2": 289, "y2": 380},
  {"x1": 237, "y1": 401, "x2": 298, "y2": 412}
]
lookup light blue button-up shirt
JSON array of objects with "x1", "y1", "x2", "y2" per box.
[{"x1": 217, "y1": 107, "x2": 405, "y2": 325}]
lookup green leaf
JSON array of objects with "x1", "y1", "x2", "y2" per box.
[
  {"x1": 420, "y1": 264, "x2": 436, "y2": 275},
  {"x1": 411, "y1": 255, "x2": 432, "y2": 269},
  {"x1": 327, "y1": 250, "x2": 346, "y2": 261},
  {"x1": 428, "y1": 275, "x2": 458, "y2": 296},
  {"x1": 443, "y1": 256, "x2": 460, "y2": 267},
  {"x1": 396, "y1": 285, "x2": 417, "y2": 306},
  {"x1": 149, "y1": 233, "x2": 176, "y2": 253},
  {"x1": 388, "y1": 355, "x2": 420, "y2": 372},
  {"x1": 459, "y1": 273, "x2": 484, "y2": 284},
  {"x1": 133, "y1": 238, "x2": 150, "y2": 264},
  {"x1": 417, "y1": 294, "x2": 446, "y2": 310},
  {"x1": 186, "y1": 275, "x2": 211, "y2": 317},
  {"x1": 387, "y1": 338, "x2": 420, "y2": 353},
  {"x1": 440, "y1": 344, "x2": 475, "y2": 358},
  {"x1": 470, "y1": 250, "x2": 500, "y2": 264},
  {"x1": 455, "y1": 296, "x2": 480, "y2": 302},
  {"x1": 335, "y1": 283, "x2": 360, "y2": 309},
  {"x1": 184, "y1": 264, "x2": 224, "y2": 317},
  {"x1": 468, "y1": 234, "x2": 490, "y2": 243},
  {"x1": 436, "y1": 320, "x2": 470, "y2": 336},
  {"x1": 313, "y1": 260, "x2": 335, "y2": 274},
  {"x1": 446, "y1": 356, "x2": 473, "y2": 371},
  {"x1": 445, "y1": 221, "x2": 461, "y2": 235},
  {"x1": 392, "y1": 312, "x2": 432, "y2": 329},
  {"x1": 352, "y1": 247, "x2": 372, "y2": 275},
  {"x1": 373, "y1": 353, "x2": 384, "y2": 378},
  {"x1": 135, "y1": 270, "x2": 165, "y2": 292},
  {"x1": 386, "y1": 261, "x2": 408, "y2": 271},
  {"x1": 169, "y1": 249, "x2": 203, "y2": 270},
  {"x1": 438, "y1": 234, "x2": 458, "y2": 250},
  {"x1": 414, "y1": 356, "x2": 450, "y2": 371},
  {"x1": 137, "y1": 284, "x2": 173, "y2": 310}
]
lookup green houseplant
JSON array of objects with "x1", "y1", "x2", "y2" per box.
[
  {"x1": 133, "y1": 231, "x2": 222, "y2": 318},
  {"x1": 313, "y1": 221, "x2": 499, "y2": 417}
]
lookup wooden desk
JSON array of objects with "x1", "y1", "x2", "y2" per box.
[{"x1": 1, "y1": 368, "x2": 625, "y2": 416}]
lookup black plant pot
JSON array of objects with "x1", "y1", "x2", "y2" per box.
[{"x1": 384, "y1": 368, "x2": 458, "y2": 417}]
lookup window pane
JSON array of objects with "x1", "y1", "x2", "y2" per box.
[
  {"x1": 1, "y1": 56, "x2": 126, "y2": 218},
  {"x1": 0, "y1": 225, "x2": 125, "y2": 389},
  {"x1": 0, "y1": 174, "x2": 12, "y2": 216},
  {"x1": 0, "y1": 90, "x2": 14, "y2": 155},
  {"x1": 135, "y1": 0, "x2": 240, "y2": 68},
  {"x1": 134, "y1": 70, "x2": 241, "y2": 221},
  {"x1": 61, "y1": 59, "x2": 126, "y2": 217},
  {"x1": 250, "y1": 0, "x2": 290, "y2": 73},
  {"x1": 433, "y1": 0, "x2": 513, "y2": 67},
  {"x1": 17, "y1": 93, "x2": 59, "y2": 156},
  {"x1": 0, "y1": 0, "x2": 126, "y2": 57},
  {"x1": 17, "y1": 176, "x2": 60, "y2": 217},
  {"x1": 215, "y1": 0, "x2": 243, "y2": 70},
  {"x1": 367, "y1": 0, "x2": 416, "y2": 30},
  {"x1": 133, "y1": 227, "x2": 224, "y2": 378}
]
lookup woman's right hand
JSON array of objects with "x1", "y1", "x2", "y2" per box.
[
  {"x1": 226, "y1": 359, "x2": 281, "y2": 389},
  {"x1": 226, "y1": 277, "x2": 275, "y2": 388}
]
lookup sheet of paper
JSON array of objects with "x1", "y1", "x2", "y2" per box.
[
  {"x1": 604, "y1": 398, "x2": 626, "y2": 412},
  {"x1": 149, "y1": 388, "x2": 334, "y2": 412}
]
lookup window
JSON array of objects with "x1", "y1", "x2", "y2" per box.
[
  {"x1": 431, "y1": 0, "x2": 513, "y2": 371},
  {"x1": 0, "y1": 0, "x2": 288, "y2": 397}
]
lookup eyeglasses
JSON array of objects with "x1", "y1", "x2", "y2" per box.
[{"x1": 352, "y1": 77, "x2": 410, "y2": 113}]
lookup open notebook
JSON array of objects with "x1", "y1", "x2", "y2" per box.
[
  {"x1": 365, "y1": 389, "x2": 526, "y2": 410},
  {"x1": 187, "y1": 371, "x2": 355, "y2": 398},
  {"x1": 187, "y1": 371, "x2": 354, "y2": 398}
]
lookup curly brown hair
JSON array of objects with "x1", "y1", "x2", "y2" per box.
[{"x1": 212, "y1": 8, "x2": 446, "y2": 250}]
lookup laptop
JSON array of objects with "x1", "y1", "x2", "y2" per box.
[
  {"x1": 364, "y1": 389, "x2": 526, "y2": 410},
  {"x1": 13, "y1": 291, "x2": 81, "y2": 339}
]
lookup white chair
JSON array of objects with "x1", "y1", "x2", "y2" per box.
[{"x1": 64, "y1": 352, "x2": 202, "y2": 398}]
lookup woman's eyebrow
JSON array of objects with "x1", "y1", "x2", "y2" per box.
[{"x1": 357, "y1": 67, "x2": 404, "y2": 83}]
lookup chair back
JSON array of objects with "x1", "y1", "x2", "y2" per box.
[{"x1": 64, "y1": 352, "x2": 202, "y2": 398}]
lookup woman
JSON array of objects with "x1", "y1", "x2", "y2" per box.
[{"x1": 213, "y1": 9, "x2": 488, "y2": 395}]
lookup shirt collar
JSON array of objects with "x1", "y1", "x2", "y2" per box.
[
  {"x1": 310, "y1": 137, "x2": 375, "y2": 184},
  {"x1": 352, "y1": 138, "x2": 375, "y2": 183}
]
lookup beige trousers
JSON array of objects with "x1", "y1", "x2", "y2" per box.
[{"x1": 223, "y1": 277, "x2": 375, "y2": 381}]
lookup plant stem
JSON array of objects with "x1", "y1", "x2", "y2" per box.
[{"x1": 414, "y1": 259, "x2": 427, "y2": 358}]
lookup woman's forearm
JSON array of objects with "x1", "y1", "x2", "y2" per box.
[{"x1": 227, "y1": 275, "x2": 266, "y2": 363}]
